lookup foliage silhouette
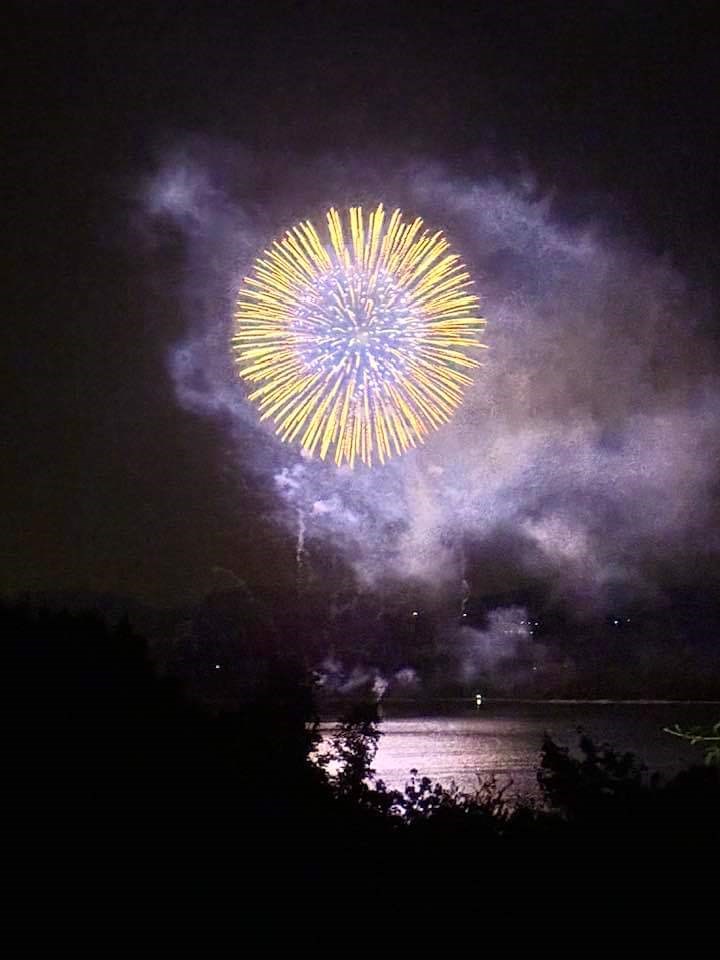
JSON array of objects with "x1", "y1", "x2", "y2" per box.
[{"x1": 4, "y1": 602, "x2": 718, "y2": 911}]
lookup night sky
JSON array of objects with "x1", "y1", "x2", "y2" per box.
[{"x1": 4, "y1": 1, "x2": 720, "y2": 668}]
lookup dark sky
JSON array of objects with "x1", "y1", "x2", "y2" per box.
[{"x1": 4, "y1": 1, "x2": 720, "y2": 615}]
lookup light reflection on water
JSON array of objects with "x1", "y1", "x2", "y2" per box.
[
  {"x1": 372, "y1": 715, "x2": 541, "y2": 796},
  {"x1": 319, "y1": 702, "x2": 719, "y2": 797}
]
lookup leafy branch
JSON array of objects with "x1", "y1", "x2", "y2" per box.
[{"x1": 664, "y1": 721, "x2": 720, "y2": 765}]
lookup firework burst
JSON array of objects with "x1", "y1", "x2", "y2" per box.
[{"x1": 233, "y1": 204, "x2": 486, "y2": 467}]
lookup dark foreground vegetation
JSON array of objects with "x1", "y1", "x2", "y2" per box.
[{"x1": 5, "y1": 605, "x2": 718, "y2": 933}]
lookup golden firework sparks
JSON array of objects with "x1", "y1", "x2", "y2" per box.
[{"x1": 232, "y1": 204, "x2": 486, "y2": 467}]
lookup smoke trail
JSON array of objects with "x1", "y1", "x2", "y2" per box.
[{"x1": 296, "y1": 506, "x2": 306, "y2": 584}]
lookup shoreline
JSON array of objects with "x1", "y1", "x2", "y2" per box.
[{"x1": 319, "y1": 697, "x2": 720, "y2": 707}]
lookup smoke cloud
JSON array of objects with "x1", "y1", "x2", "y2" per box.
[{"x1": 140, "y1": 140, "x2": 720, "y2": 618}]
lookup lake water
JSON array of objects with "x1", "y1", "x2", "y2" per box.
[{"x1": 319, "y1": 700, "x2": 719, "y2": 797}]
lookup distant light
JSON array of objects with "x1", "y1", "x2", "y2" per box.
[
  {"x1": 613, "y1": 619, "x2": 619, "y2": 625},
  {"x1": 412, "y1": 610, "x2": 419, "y2": 617},
  {"x1": 462, "y1": 612, "x2": 468, "y2": 618},
  {"x1": 215, "y1": 664, "x2": 221, "y2": 670}
]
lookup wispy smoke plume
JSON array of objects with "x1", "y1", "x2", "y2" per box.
[
  {"x1": 453, "y1": 606, "x2": 538, "y2": 691},
  {"x1": 314, "y1": 657, "x2": 419, "y2": 700}
]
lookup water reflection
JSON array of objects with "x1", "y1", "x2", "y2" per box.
[{"x1": 319, "y1": 702, "x2": 719, "y2": 796}]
